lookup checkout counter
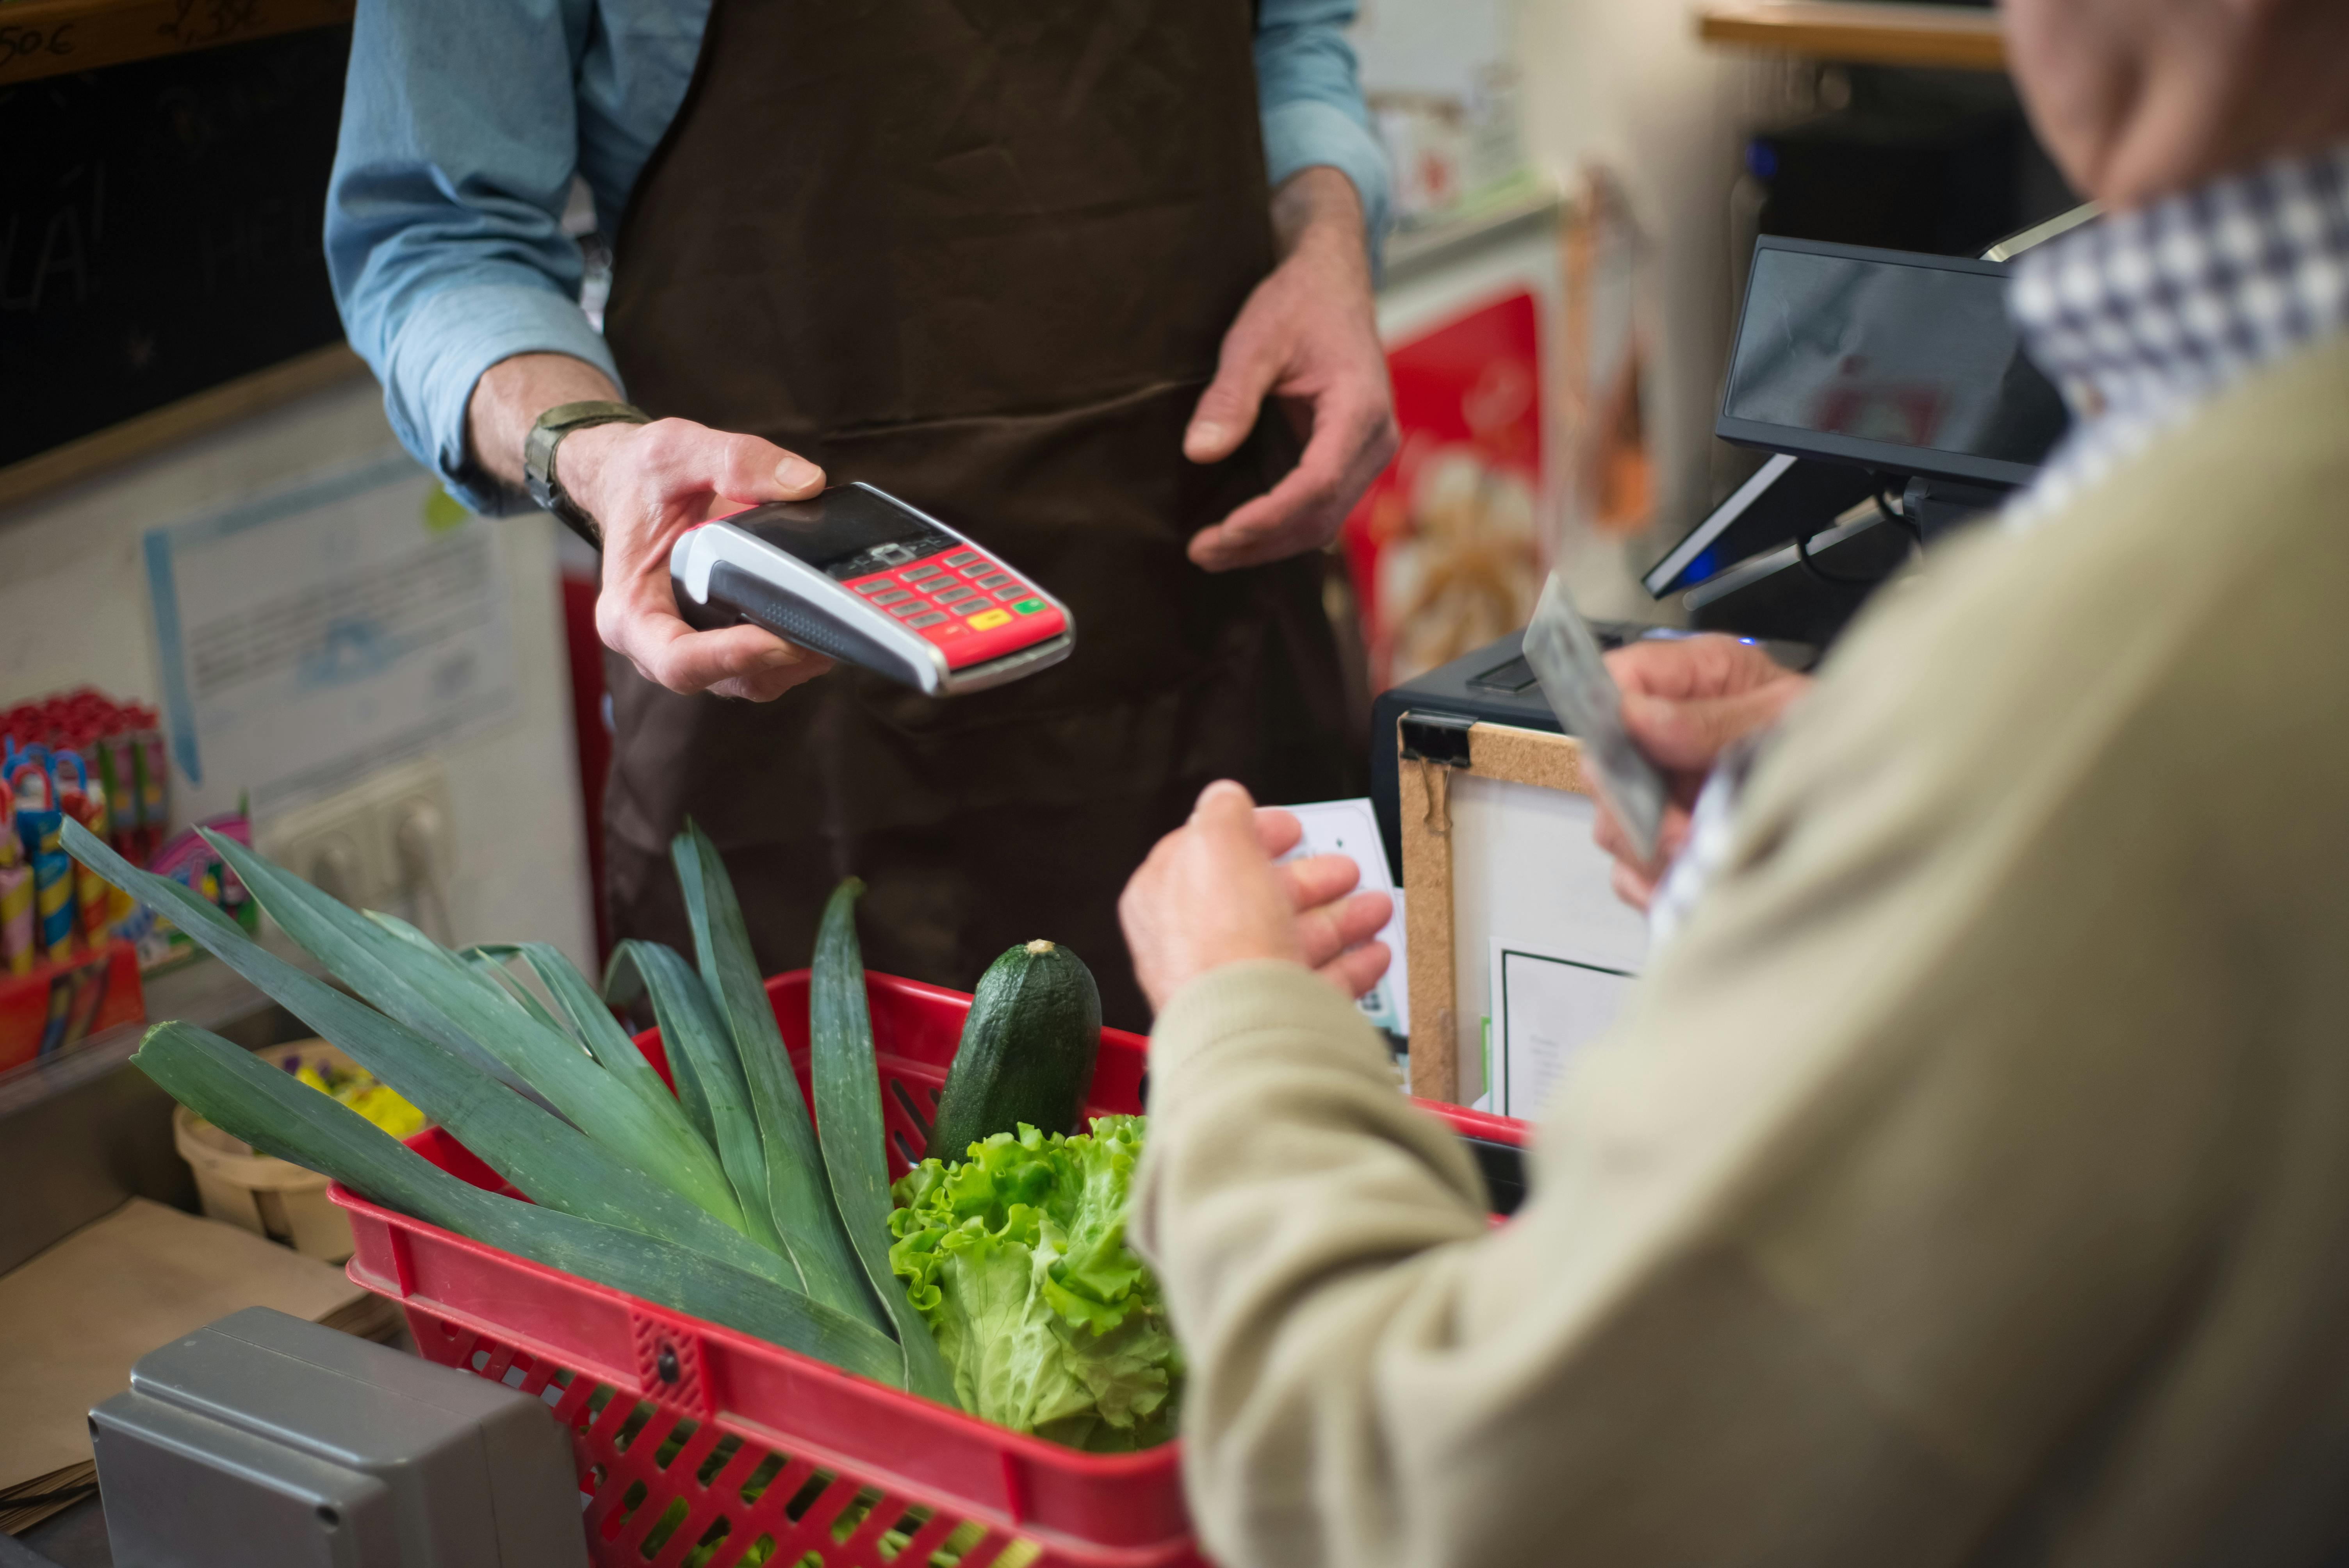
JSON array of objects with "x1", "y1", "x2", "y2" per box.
[{"x1": 1370, "y1": 212, "x2": 2086, "y2": 1114}]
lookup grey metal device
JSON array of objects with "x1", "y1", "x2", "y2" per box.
[
  {"x1": 89, "y1": 1308, "x2": 585, "y2": 1568},
  {"x1": 669, "y1": 482, "x2": 1076, "y2": 697}
]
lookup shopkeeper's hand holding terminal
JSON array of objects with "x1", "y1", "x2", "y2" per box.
[
  {"x1": 1118, "y1": 0, "x2": 2349, "y2": 1558},
  {"x1": 328, "y1": 0, "x2": 1396, "y2": 1024}
]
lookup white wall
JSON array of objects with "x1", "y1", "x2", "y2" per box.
[
  {"x1": 0, "y1": 375, "x2": 596, "y2": 968},
  {"x1": 1514, "y1": 1, "x2": 1800, "y2": 611}
]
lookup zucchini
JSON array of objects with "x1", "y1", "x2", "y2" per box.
[{"x1": 928, "y1": 940, "x2": 1101, "y2": 1160}]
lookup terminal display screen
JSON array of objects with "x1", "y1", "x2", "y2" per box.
[
  {"x1": 732, "y1": 486, "x2": 957, "y2": 581},
  {"x1": 1719, "y1": 239, "x2": 2069, "y2": 486}
]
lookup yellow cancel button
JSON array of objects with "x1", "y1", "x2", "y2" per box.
[{"x1": 966, "y1": 608, "x2": 1014, "y2": 631}]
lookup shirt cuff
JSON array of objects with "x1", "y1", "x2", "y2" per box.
[
  {"x1": 380, "y1": 281, "x2": 625, "y2": 515},
  {"x1": 1263, "y1": 97, "x2": 1394, "y2": 265},
  {"x1": 1147, "y1": 959, "x2": 1397, "y2": 1117}
]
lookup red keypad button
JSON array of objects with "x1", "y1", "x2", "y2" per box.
[{"x1": 845, "y1": 560, "x2": 1061, "y2": 672}]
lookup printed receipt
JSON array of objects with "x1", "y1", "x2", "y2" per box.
[{"x1": 1274, "y1": 797, "x2": 1408, "y2": 1038}]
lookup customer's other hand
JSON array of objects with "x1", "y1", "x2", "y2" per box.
[
  {"x1": 1183, "y1": 168, "x2": 1397, "y2": 572},
  {"x1": 1598, "y1": 635, "x2": 1813, "y2": 910},
  {"x1": 1121, "y1": 780, "x2": 1394, "y2": 1013},
  {"x1": 564, "y1": 417, "x2": 838, "y2": 702}
]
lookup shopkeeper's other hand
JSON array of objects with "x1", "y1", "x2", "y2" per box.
[
  {"x1": 1121, "y1": 781, "x2": 1394, "y2": 1013},
  {"x1": 1183, "y1": 167, "x2": 1397, "y2": 572},
  {"x1": 465, "y1": 352, "x2": 837, "y2": 703},
  {"x1": 1597, "y1": 634, "x2": 1814, "y2": 911}
]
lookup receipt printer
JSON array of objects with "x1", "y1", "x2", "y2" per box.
[{"x1": 90, "y1": 1308, "x2": 585, "y2": 1568}]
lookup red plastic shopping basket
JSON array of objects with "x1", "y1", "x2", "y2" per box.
[{"x1": 334, "y1": 969, "x2": 1526, "y2": 1568}]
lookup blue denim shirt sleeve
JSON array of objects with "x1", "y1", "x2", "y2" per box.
[
  {"x1": 326, "y1": 0, "x2": 629, "y2": 512},
  {"x1": 326, "y1": 0, "x2": 1387, "y2": 513},
  {"x1": 1255, "y1": 0, "x2": 1392, "y2": 252}
]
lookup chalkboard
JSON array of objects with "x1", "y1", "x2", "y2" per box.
[{"x1": 0, "y1": 24, "x2": 351, "y2": 470}]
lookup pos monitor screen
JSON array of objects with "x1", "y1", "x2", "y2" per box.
[{"x1": 1716, "y1": 236, "x2": 2069, "y2": 490}]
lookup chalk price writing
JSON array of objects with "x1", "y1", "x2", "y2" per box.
[
  {"x1": 159, "y1": 0, "x2": 265, "y2": 48},
  {"x1": 0, "y1": 21, "x2": 77, "y2": 71}
]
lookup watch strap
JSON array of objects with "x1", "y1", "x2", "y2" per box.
[{"x1": 523, "y1": 400, "x2": 651, "y2": 549}]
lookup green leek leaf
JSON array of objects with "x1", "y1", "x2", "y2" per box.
[
  {"x1": 510, "y1": 940, "x2": 696, "y2": 1137},
  {"x1": 672, "y1": 822, "x2": 877, "y2": 1328},
  {"x1": 811, "y1": 879, "x2": 959, "y2": 1404},
  {"x1": 457, "y1": 945, "x2": 576, "y2": 1042},
  {"x1": 134, "y1": 1022, "x2": 905, "y2": 1387},
  {"x1": 604, "y1": 944, "x2": 717, "y2": 1149},
  {"x1": 59, "y1": 822, "x2": 788, "y2": 1289},
  {"x1": 606, "y1": 939, "x2": 791, "y2": 1263},
  {"x1": 202, "y1": 829, "x2": 745, "y2": 1235}
]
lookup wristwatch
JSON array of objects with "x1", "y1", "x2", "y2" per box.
[{"x1": 523, "y1": 400, "x2": 651, "y2": 549}]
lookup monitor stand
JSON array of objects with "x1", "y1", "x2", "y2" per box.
[{"x1": 1902, "y1": 475, "x2": 2011, "y2": 541}]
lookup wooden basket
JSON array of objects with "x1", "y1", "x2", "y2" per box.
[{"x1": 173, "y1": 1039, "x2": 362, "y2": 1261}]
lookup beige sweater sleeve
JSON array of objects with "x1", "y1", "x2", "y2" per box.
[
  {"x1": 1130, "y1": 953, "x2": 1997, "y2": 1568},
  {"x1": 1128, "y1": 339, "x2": 2349, "y2": 1568}
]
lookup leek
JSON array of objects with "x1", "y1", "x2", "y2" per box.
[
  {"x1": 456, "y1": 944, "x2": 576, "y2": 1043},
  {"x1": 135, "y1": 1021, "x2": 904, "y2": 1385},
  {"x1": 603, "y1": 942, "x2": 718, "y2": 1149},
  {"x1": 811, "y1": 879, "x2": 959, "y2": 1402},
  {"x1": 59, "y1": 823, "x2": 788, "y2": 1288},
  {"x1": 203, "y1": 830, "x2": 744, "y2": 1235},
  {"x1": 606, "y1": 939, "x2": 791, "y2": 1263},
  {"x1": 673, "y1": 823, "x2": 874, "y2": 1324}
]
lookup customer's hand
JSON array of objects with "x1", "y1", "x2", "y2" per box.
[
  {"x1": 1597, "y1": 635, "x2": 1813, "y2": 910},
  {"x1": 1121, "y1": 780, "x2": 1394, "y2": 1013},
  {"x1": 1183, "y1": 168, "x2": 1397, "y2": 572},
  {"x1": 562, "y1": 417, "x2": 838, "y2": 702}
]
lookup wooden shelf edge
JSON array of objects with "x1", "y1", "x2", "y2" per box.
[
  {"x1": 0, "y1": 0, "x2": 355, "y2": 86},
  {"x1": 1697, "y1": 2, "x2": 2007, "y2": 71},
  {"x1": 0, "y1": 344, "x2": 371, "y2": 518}
]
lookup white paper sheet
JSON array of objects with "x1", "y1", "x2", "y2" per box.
[
  {"x1": 1482, "y1": 940, "x2": 1634, "y2": 1118},
  {"x1": 1276, "y1": 797, "x2": 1409, "y2": 1036},
  {"x1": 144, "y1": 451, "x2": 519, "y2": 821}
]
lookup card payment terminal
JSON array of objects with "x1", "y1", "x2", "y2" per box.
[{"x1": 670, "y1": 483, "x2": 1075, "y2": 697}]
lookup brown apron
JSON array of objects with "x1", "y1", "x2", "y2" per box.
[{"x1": 600, "y1": 0, "x2": 1360, "y2": 1028}]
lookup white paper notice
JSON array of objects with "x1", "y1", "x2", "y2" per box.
[
  {"x1": 1277, "y1": 797, "x2": 1408, "y2": 1036},
  {"x1": 144, "y1": 451, "x2": 519, "y2": 821},
  {"x1": 1485, "y1": 942, "x2": 1634, "y2": 1119}
]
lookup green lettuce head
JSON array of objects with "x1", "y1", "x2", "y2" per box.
[{"x1": 889, "y1": 1115, "x2": 1180, "y2": 1450}]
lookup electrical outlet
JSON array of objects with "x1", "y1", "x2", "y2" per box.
[
  {"x1": 253, "y1": 759, "x2": 458, "y2": 940},
  {"x1": 258, "y1": 795, "x2": 391, "y2": 913}
]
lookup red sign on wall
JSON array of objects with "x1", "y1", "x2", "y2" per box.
[{"x1": 1342, "y1": 290, "x2": 1543, "y2": 692}]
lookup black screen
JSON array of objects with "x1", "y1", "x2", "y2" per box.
[
  {"x1": 0, "y1": 28, "x2": 353, "y2": 470},
  {"x1": 1723, "y1": 247, "x2": 2067, "y2": 467},
  {"x1": 734, "y1": 486, "x2": 955, "y2": 581}
]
